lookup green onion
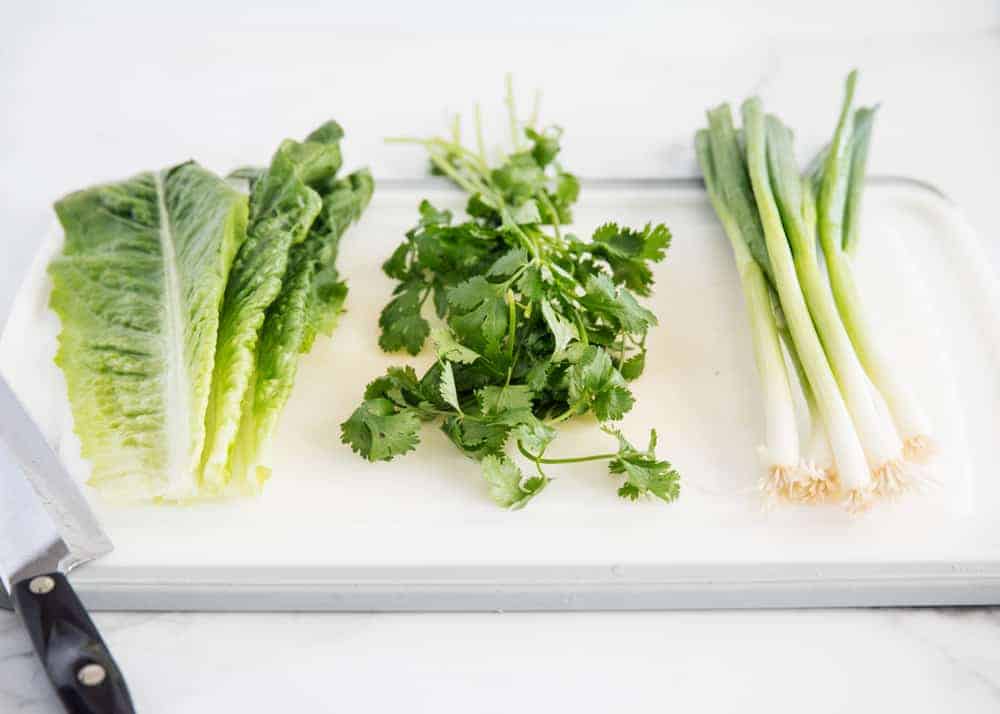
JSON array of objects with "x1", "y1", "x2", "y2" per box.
[
  {"x1": 696, "y1": 128, "x2": 802, "y2": 499},
  {"x1": 817, "y1": 73, "x2": 933, "y2": 471},
  {"x1": 762, "y1": 107, "x2": 905, "y2": 496},
  {"x1": 778, "y1": 320, "x2": 836, "y2": 499},
  {"x1": 739, "y1": 98, "x2": 873, "y2": 501},
  {"x1": 697, "y1": 71, "x2": 930, "y2": 509}
]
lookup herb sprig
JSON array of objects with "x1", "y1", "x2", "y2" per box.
[{"x1": 342, "y1": 78, "x2": 679, "y2": 508}]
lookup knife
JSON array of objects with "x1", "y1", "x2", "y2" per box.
[{"x1": 0, "y1": 374, "x2": 136, "y2": 713}]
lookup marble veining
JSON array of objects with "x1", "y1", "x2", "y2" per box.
[
  {"x1": 888, "y1": 609, "x2": 1000, "y2": 699},
  {"x1": 4, "y1": 608, "x2": 1000, "y2": 712}
]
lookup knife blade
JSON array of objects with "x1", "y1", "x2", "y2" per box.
[{"x1": 0, "y1": 373, "x2": 135, "y2": 713}]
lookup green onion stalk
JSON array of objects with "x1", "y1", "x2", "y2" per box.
[
  {"x1": 698, "y1": 112, "x2": 846, "y2": 505},
  {"x1": 696, "y1": 129, "x2": 803, "y2": 502},
  {"x1": 777, "y1": 320, "x2": 837, "y2": 501},
  {"x1": 740, "y1": 98, "x2": 875, "y2": 507},
  {"x1": 817, "y1": 72, "x2": 933, "y2": 480},
  {"x1": 697, "y1": 72, "x2": 932, "y2": 509},
  {"x1": 750, "y1": 101, "x2": 907, "y2": 502}
]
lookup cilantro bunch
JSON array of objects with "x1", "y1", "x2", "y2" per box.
[{"x1": 341, "y1": 80, "x2": 680, "y2": 508}]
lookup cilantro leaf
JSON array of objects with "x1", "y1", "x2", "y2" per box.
[
  {"x1": 382, "y1": 242, "x2": 412, "y2": 280},
  {"x1": 465, "y1": 193, "x2": 499, "y2": 222},
  {"x1": 491, "y1": 152, "x2": 546, "y2": 205},
  {"x1": 447, "y1": 276, "x2": 508, "y2": 354},
  {"x1": 442, "y1": 415, "x2": 510, "y2": 458},
  {"x1": 431, "y1": 327, "x2": 480, "y2": 364},
  {"x1": 487, "y1": 248, "x2": 528, "y2": 278},
  {"x1": 510, "y1": 200, "x2": 541, "y2": 225},
  {"x1": 579, "y1": 274, "x2": 657, "y2": 335},
  {"x1": 541, "y1": 299, "x2": 578, "y2": 354},
  {"x1": 432, "y1": 281, "x2": 450, "y2": 318},
  {"x1": 525, "y1": 127, "x2": 562, "y2": 167},
  {"x1": 363, "y1": 366, "x2": 438, "y2": 419},
  {"x1": 512, "y1": 419, "x2": 556, "y2": 456},
  {"x1": 620, "y1": 350, "x2": 646, "y2": 380},
  {"x1": 516, "y1": 265, "x2": 545, "y2": 301},
  {"x1": 341, "y1": 398, "x2": 422, "y2": 461},
  {"x1": 413, "y1": 223, "x2": 499, "y2": 277},
  {"x1": 439, "y1": 362, "x2": 461, "y2": 412},
  {"x1": 477, "y1": 384, "x2": 534, "y2": 414},
  {"x1": 378, "y1": 282, "x2": 430, "y2": 354},
  {"x1": 567, "y1": 346, "x2": 635, "y2": 421},
  {"x1": 606, "y1": 428, "x2": 681, "y2": 503},
  {"x1": 365, "y1": 365, "x2": 422, "y2": 399},
  {"x1": 418, "y1": 200, "x2": 453, "y2": 226},
  {"x1": 593, "y1": 222, "x2": 671, "y2": 262},
  {"x1": 594, "y1": 386, "x2": 635, "y2": 422},
  {"x1": 525, "y1": 361, "x2": 551, "y2": 393},
  {"x1": 481, "y1": 455, "x2": 548, "y2": 509},
  {"x1": 555, "y1": 172, "x2": 580, "y2": 207},
  {"x1": 447, "y1": 275, "x2": 501, "y2": 309},
  {"x1": 441, "y1": 399, "x2": 541, "y2": 460},
  {"x1": 590, "y1": 223, "x2": 671, "y2": 296}
]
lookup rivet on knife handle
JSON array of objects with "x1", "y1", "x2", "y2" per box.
[{"x1": 11, "y1": 572, "x2": 136, "y2": 714}]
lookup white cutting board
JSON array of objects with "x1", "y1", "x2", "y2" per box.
[{"x1": 3, "y1": 178, "x2": 1000, "y2": 610}]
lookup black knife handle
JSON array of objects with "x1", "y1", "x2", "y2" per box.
[{"x1": 11, "y1": 572, "x2": 136, "y2": 714}]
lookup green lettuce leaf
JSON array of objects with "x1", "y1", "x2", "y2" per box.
[
  {"x1": 49, "y1": 163, "x2": 248, "y2": 499},
  {"x1": 229, "y1": 168, "x2": 373, "y2": 490},
  {"x1": 300, "y1": 169, "x2": 374, "y2": 352},
  {"x1": 199, "y1": 126, "x2": 344, "y2": 491}
]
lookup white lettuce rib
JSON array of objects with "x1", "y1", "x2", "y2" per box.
[{"x1": 154, "y1": 170, "x2": 196, "y2": 499}]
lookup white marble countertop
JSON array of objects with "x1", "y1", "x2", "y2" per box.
[{"x1": 2, "y1": 2, "x2": 999, "y2": 711}]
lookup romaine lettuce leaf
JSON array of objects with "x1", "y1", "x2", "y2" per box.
[
  {"x1": 199, "y1": 126, "x2": 344, "y2": 491},
  {"x1": 301, "y1": 169, "x2": 374, "y2": 352},
  {"x1": 49, "y1": 163, "x2": 248, "y2": 499},
  {"x1": 230, "y1": 168, "x2": 374, "y2": 490}
]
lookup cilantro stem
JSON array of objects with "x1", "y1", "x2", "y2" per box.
[
  {"x1": 505, "y1": 73, "x2": 520, "y2": 151},
  {"x1": 529, "y1": 90, "x2": 542, "y2": 131},
  {"x1": 431, "y1": 139, "x2": 492, "y2": 176},
  {"x1": 387, "y1": 138, "x2": 491, "y2": 196},
  {"x1": 538, "y1": 191, "x2": 563, "y2": 241},
  {"x1": 390, "y1": 135, "x2": 546, "y2": 262},
  {"x1": 436, "y1": 150, "x2": 540, "y2": 260},
  {"x1": 517, "y1": 440, "x2": 616, "y2": 464},
  {"x1": 474, "y1": 102, "x2": 487, "y2": 163},
  {"x1": 505, "y1": 289, "x2": 517, "y2": 359},
  {"x1": 501, "y1": 263, "x2": 529, "y2": 289},
  {"x1": 571, "y1": 310, "x2": 589, "y2": 346},
  {"x1": 544, "y1": 408, "x2": 577, "y2": 425},
  {"x1": 424, "y1": 151, "x2": 485, "y2": 196}
]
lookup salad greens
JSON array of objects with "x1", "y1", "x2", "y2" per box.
[
  {"x1": 46, "y1": 71, "x2": 927, "y2": 514},
  {"x1": 200, "y1": 125, "x2": 343, "y2": 491},
  {"x1": 341, "y1": 81, "x2": 679, "y2": 508},
  {"x1": 51, "y1": 163, "x2": 248, "y2": 500},
  {"x1": 696, "y1": 71, "x2": 927, "y2": 509},
  {"x1": 230, "y1": 167, "x2": 374, "y2": 492},
  {"x1": 50, "y1": 123, "x2": 371, "y2": 500}
]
